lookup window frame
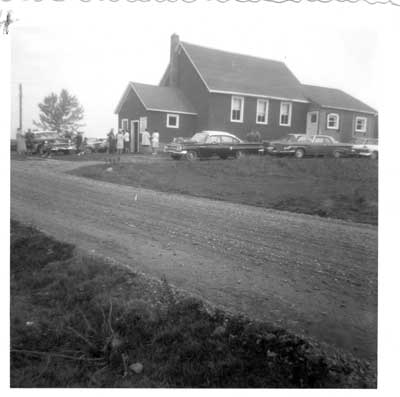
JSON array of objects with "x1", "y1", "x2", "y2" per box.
[
  {"x1": 279, "y1": 102, "x2": 292, "y2": 127},
  {"x1": 230, "y1": 96, "x2": 244, "y2": 123},
  {"x1": 121, "y1": 118, "x2": 129, "y2": 131},
  {"x1": 355, "y1": 116, "x2": 367, "y2": 133},
  {"x1": 256, "y1": 99, "x2": 269, "y2": 125},
  {"x1": 326, "y1": 113, "x2": 340, "y2": 130},
  {"x1": 166, "y1": 113, "x2": 180, "y2": 129}
]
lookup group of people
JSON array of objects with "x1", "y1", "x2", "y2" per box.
[{"x1": 107, "y1": 128, "x2": 159, "y2": 155}]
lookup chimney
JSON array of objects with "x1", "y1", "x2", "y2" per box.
[{"x1": 169, "y1": 33, "x2": 180, "y2": 87}]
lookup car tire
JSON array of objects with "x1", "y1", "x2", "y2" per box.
[
  {"x1": 235, "y1": 150, "x2": 245, "y2": 159},
  {"x1": 186, "y1": 150, "x2": 198, "y2": 161},
  {"x1": 333, "y1": 151, "x2": 341, "y2": 159},
  {"x1": 294, "y1": 148, "x2": 305, "y2": 159},
  {"x1": 371, "y1": 151, "x2": 378, "y2": 160}
]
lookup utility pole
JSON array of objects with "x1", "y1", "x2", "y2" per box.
[{"x1": 19, "y1": 83, "x2": 23, "y2": 132}]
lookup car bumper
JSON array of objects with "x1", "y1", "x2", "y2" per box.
[
  {"x1": 165, "y1": 149, "x2": 187, "y2": 155},
  {"x1": 267, "y1": 148, "x2": 295, "y2": 155}
]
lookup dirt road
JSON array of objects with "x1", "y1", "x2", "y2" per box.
[{"x1": 11, "y1": 158, "x2": 377, "y2": 362}]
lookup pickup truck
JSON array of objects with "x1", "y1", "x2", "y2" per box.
[
  {"x1": 266, "y1": 134, "x2": 355, "y2": 158},
  {"x1": 164, "y1": 130, "x2": 265, "y2": 160}
]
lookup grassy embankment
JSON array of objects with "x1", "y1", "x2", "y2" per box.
[
  {"x1": 71, "y1": 155, "x2": 378, "y2": 225},
  {"x1": 10, "y1": 220, "x2": 375, "y2": 387}
]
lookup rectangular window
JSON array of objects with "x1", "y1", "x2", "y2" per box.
[
  {"x1": 121, "y1": 118, "x2": 129, "y2": 131},
  {"x1": 355, "y1": 117, "x2": 367, "y2": 133},
  {"x1": 256, "y1": 99, "x2": 269, "y2": 124},
  {"x1": 231, "y1": 96, "x2": 244, "y2": 123},
  {"x1": 166, "y1": 114, "x2": 179, "y2": 129},
  {"x1": 327, "y1": 113, "x2": 339, "y2": 129},
  {"x1": 280, "y1": 102, "x2": 292, "y2": 126}
]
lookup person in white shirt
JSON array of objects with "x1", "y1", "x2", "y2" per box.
[
  {"x1": 151, "y1": 131, "x2": 159, "y2": 155},
  {"x1": 123, "y1": 130, "x2": 130, "y2": 153},
  {"x1": 116, "y1": 130, "x2": 124, "y2": 155},
  {"x1": 141, "y1": 129, "x2": 151, "y2": 153}
]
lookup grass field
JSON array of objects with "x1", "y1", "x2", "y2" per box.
[
  {"x1": 10, "y1": 220, "x2": 375, "y2": 387},
  {"x1": 71, "y1": 155, "x2": 378, "y2": 225}
]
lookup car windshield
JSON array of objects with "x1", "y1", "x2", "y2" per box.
[{"x1": 190, "y1": 133, "x2": 208, "y2": 143}]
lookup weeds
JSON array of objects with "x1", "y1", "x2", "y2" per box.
[{"x1": 10, "y1": 221, "x2": 376, "y2": 387}]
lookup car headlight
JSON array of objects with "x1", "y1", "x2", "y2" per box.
[{"x1": 267, "y1": 146, "x2": 274, "y2": 150}]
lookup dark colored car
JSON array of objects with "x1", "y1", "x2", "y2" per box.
[
  {"x1": 30, "y1": 132, "x2": 76, "y2": 155},
  {"x1": 164, "y1": 131, "x2": 265, "y2": 160},
  {"x1": 266, "y1": 134, "x2": 355, "y2": 158}
]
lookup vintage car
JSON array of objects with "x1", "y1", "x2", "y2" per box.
[
  {"x1": 30, "y1": 131, "x2": 76, "y2": 155},
  {"x1": 266, "y1": 134, "x2": 355, "y2": 158},
  {"x1": 164, "y1": 131, "x2": 265, "y2": 160},
  {"x1": 49, "y1": 137, "x2": 76, "y2": 155},
  {"x1": 84, "y1": 138, "x2": 108, "y2": 153},
  {"x1": 352, "y1": 138, "x2": 378, "y2": 160}
]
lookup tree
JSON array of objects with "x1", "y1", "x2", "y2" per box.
[{"x1": 34, "y1": 89, "x2": 84, "y2": 136}]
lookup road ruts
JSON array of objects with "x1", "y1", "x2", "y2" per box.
[{"x1": 10, "y1": 158, "x2": 377, "y2": 362}]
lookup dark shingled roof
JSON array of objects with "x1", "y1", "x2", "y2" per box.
[
  {"x1": 130, "y1": 82, "x2": 197, "y2": 114},
  {"x1": 180, "y1": 42, "x2": 308, "y2": 102},
  {"x1": 302, "y1": 85, "x2": 377, "y2": 114}
]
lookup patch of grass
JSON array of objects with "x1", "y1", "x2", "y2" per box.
[
  {"x1": 10, "y1": 221, "x2": 376, "y2": 387},
  {"x1": 71, "y1": 156, "x2": 378, "y2": 225}
]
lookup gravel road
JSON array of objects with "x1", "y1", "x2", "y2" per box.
[{"x1": 11, "y1": 158, "x2": 377, "y2": 362}]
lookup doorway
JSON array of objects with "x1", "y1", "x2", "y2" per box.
[
  {"x1": 131, "y1": 120, "x2": 140, "y2": 153},
  {"x1": 306, "y1": 111, "x2": 319, "y2": 136}
]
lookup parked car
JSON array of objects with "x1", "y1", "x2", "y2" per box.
[
  {"x1": 164, "y1": 131, "x2": 265, "y2": 160},
  {"x1": 352, "y1": 138, "x2": 378, "y2": 160},
  {"x1": 266, "y1": 134, "x2": 355, "y2": 158},
  {"x1": 49, "y1": 138, "x2": 76, "y2": 155},
  {"x1": 30, "y1": 131, "x2": 59, "y2": 154},
  {"x1": 85, "y1": 138, "x2": 108, "y2": 153}
]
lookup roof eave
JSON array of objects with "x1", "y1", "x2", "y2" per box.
[
  {"x1": 209, "y1": 89, "x2": 309, "y2": 103},
  {"x1": 319, "y1": 104, "x2": 378, "y2": 116}
]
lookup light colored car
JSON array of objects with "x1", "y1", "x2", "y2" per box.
[{"x1": 352, "y1": 138, "x2": 378, "y2": 160}]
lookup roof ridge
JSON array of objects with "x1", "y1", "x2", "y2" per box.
[{"x1": 180, "y1": 41, "x2": 285, "y2": 65}]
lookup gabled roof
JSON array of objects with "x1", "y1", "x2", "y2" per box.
[
  {"x1": 179, "y1": 41, "x2": 308, "y2": 103},
  {"x1": 115, "y1": 82, "x2": 197, "y2": 115},
  {"x1": 302, "y1": 84, "x2": 377, "y2": 115}
]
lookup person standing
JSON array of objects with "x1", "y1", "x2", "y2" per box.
[
  {"x1": 123, "y1": 130, "x2": 130, "y2": 153},
  {"x1": 116, "y1": 129, "x2": 124, "y2": 155},
  {"x1": 141, "y1": 128, "x2": 151, "y2": 154},
  {"x1": 151, "y1": 131, "x2": 159, "y2": 155},
  {"x1": 25, "y1": 129, "x2": 34, "y2": 155},
  {"x1": 107, "y1": 129, "x2": 115, "y2": 154},
  {"x1": 16, "y1": 128, "x2": 27, "y2": 155}
]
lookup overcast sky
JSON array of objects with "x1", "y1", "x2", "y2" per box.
[{"x1": 10, "y1": 2, "x2": 395, "y2": 137}]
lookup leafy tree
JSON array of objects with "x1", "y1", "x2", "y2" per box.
[{"x1": 34, "y1": 89, "x2": 84, "y2": 136}]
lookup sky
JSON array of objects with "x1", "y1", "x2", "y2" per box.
[{"x1": 9, "y1": 1, "x2": 395, "y2": 138}]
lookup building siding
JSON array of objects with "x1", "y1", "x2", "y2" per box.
[
  {"x1": 310, "y1": 106, "x2": 377, "y2": 142},
  {"x1": 207, "y1": 93, "x2": 308, "y2": 141},
  {"x1": 118, "y1": 87, "x2": 197, "y2": 144}
]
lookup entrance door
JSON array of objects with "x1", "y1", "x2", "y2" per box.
[
  {"x1": 306, "y1": 111, "x2": 319, "y2": 136},
  {"x1": 131, "y1": 120, "x2": 140, "y2": 153}
]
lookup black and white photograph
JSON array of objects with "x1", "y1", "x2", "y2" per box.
[{"x1": 3, "y1": 0, "x2": 400, "y2": 390}]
